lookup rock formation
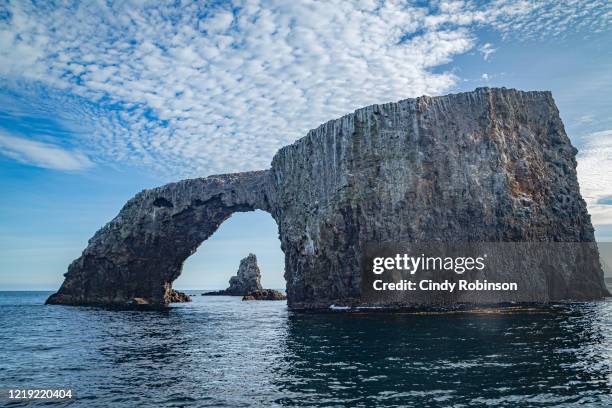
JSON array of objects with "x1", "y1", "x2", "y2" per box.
[
  {"x1": 203, "y1": 254, "x2": 263, "y2": 296},
  {"x1": 46, "y1": 87, "x2": 609, "y2": 310},
  {"x1": 201, "y1": 254, "x2": 285, "y2": 300},
  {"x1": 230, "y1": 254, "x2": 262, "y2": 294},
  {"x1": 242, "y1": 289, "x2": 286, "y2": 301},
  {"x1": 46, "y1": 171, "x2": 272, "y2": 307},
  {"x1": 168, "y1": 289, "x2": 191, "y2": 303}
]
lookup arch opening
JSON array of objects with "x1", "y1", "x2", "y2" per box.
[{"x1": 174, "y1": 210, "x2": 285, "y2": 294}]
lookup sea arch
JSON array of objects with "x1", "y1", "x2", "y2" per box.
[
  {"x1": 47, "y1": 88, "x2": 609, "y2": 309},
  {"x1": 46, "y1": 170, "x2": 279, "y2": 306}
]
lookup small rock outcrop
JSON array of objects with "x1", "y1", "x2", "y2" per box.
[
  {"x1": 203, "y1": 254, "x2": 263, "y2": 296},
  {"x1": 242, "y1": 289, "x2": 287, "y2": 301},
  {"x1": 168, "y1": 289, "x2": 191, "y2": 303},
  {"x1": 47, "y1": 88, "x2": 609, "y2": 309},
  {"x1": 227, "y1": 254, "x2": 263, "y2": 295}
]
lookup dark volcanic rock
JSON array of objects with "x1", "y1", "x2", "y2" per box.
[
  {"x1": 45, "y1": 171, "x2": 272, "y2": 307},
  {"x1": 168, "y1": 289, "x2": 191, "y2": 303},
  {"x1": 200, "y1": 290, "x2": 225, "y2": 296},
  {"x1": 242, "y1": 289, "x2": 287, "y2": 301},
  {"x1": 202, "y1": 254, "x2": 264, "y2": 296},
  {"x1": 47, "y1": 88, "x2": 609, "y2": 310}
]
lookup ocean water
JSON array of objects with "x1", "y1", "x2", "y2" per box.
[{"x1": 2, "y1": 292, "x2": 612, "y2": 407}]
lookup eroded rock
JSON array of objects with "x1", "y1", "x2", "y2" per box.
[
  {"x1": 45, "y1": 171, "x2": 273, "y2": 307},
  {"x1": 203, "y1": 254, "x2": 263, "y2": 296},
  {"x1": 227, "y1": 254, "x2": 263, "y2": 295},
  {"x1": 242, "y1": 289, "x2": 286, "y2": 301},
  {"x1": 47, "y1": 88, "x2": 609, "y2": 309},
  {"x1": 167, "y1": 289, "x2": 191, "y2": 303}
]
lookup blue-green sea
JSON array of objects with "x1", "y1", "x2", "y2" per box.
[{"x1": 2, "y1": 291, "x2": 612, "y2": 407}]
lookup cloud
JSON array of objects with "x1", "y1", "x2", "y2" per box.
[
  {"x1": 0, "y1": 131, "x2": 92, "y2": 171},
  {"x1": 479, "y1": 43, "x2": 496, "y2": 60},
  {"x1": 0, "y1": 0, "x2": 609, "y2": 178},
  {"x1": 577, "y1": 130, "x2": 612, "y2": 225},
  {"x1": 487, "y1": 0, "x2": 611, "y2": 39}
]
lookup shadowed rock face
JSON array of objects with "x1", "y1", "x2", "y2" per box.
[
  {"x1": 47, "y1": 88, "x2": 609, "y2": 309},
  {"x1": 46, "y1": 171, "x2": 274, "y2": 306}
]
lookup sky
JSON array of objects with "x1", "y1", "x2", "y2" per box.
[{"x1": 0, "y1": 0, "x2": 611, "y2": 290}]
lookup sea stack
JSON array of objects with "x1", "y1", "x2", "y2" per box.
[
  {"x1": 46, "y1": 88, "x2": 609, "y2": 309},
  {"x1": 202, "y1": 254, "x2": 286, "y2": 300},
  {"x1": 203, "y1": 254, "x2": 263, "y2": 296},
  {"x1": 228, "y1": 254, "x2": 263, "y2": 295}
]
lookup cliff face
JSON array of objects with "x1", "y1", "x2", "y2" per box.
[
  {"x1": 270, "y1": 87, "x2": 606, "y2": 308},
  {"x1": 47, "y1": 88, "x2": 608, "y2": 309}
]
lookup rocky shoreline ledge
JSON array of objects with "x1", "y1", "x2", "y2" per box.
[
  {"x1": 168, "y1": 289, "x2": 191, "y2": 303},
  {"x1": 242, "y1": 289, "x2": 286, "y2": 301}
]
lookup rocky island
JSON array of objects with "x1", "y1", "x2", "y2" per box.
[
  {"x1": 202, "y1": 253, "x2": 263, "y2": 296},
  {"x1": 202, "y1": 253, "x2": 285, "y2": 300},
  {"x1": 46, "y1": 87, "x2": 609, "y2": 310}
]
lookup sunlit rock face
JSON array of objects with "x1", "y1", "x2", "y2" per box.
[{"x1": 47, "y1": 88, "x2": 608, "y2": 309}]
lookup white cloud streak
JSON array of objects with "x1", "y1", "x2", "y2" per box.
[
  {"x1": 0, "y1": 130, "x2": 92, "y2": 171},
  {"x1": 479, "y1": 43, "x2": 496, "y2": 60},
  {"x1": 0, "y1": 0, "x2": 609, "y2": 177}
]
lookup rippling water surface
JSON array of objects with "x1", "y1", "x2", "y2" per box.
[{"x1": 2, "y1": 291, "x2": 612, "y2": 407}]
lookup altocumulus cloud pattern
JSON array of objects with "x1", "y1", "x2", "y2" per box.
[{"x1": 0, "y1": 0, "x2": 610, "y2": 177}]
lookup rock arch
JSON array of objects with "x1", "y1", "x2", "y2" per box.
[
  {"x1": 46, "y1": 171, "x2": 278, "y2": 306},
  {"x1": 47, "y1": 88, "x2": 609, "y2": 309}
]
